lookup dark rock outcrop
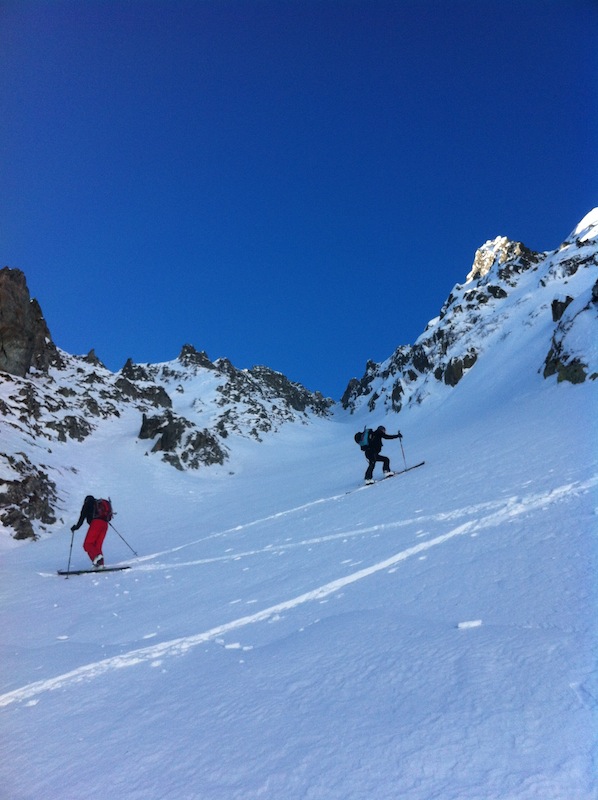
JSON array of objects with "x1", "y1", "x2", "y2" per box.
[
  {"x1": 0, "y1": 267, "x2": 62, "y2": 376},
  {"x1": 443, "y1": 351, "x2": 478, "y2": 387},
  {"x1": 139, "y1": 411, "x2": 226, "y2": 470},
  {"x1": 177, "y1": 344, "x2": 215, "y2": 370},
  {"x1": 0, "y1": 453, "x2": 58, "y2": 540},
  {"x1": 551, "y1": 296, "x2": 574, "y2": 322}
]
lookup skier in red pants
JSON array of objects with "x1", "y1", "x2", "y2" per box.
[{"x1": 71, "y1": 495, "x2": 111, "y2": 569}]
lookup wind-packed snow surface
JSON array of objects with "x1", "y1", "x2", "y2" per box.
[{"x1": 1, "y1": 373, "x2": 596, "y2": 799}]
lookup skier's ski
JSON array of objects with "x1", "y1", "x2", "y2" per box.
[
  {"x1": 347, "y1": 461, "x2": 425, "y2": 494},
  {"x1": 382, "y1": 461, "x2": 425, "y2": 479},
  {"x1": 366, "y1": 461, "x2": 426, "y2": 485},
  {"x1": 57, "y1": 566, "x2": 130, "y2": 576}
]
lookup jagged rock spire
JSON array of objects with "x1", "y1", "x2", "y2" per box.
[{"x1": 0, "y1": 267, "x2": 61, "y2": 376}]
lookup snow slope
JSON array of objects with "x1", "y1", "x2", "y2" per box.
[{"x1": 1, "y1": 362, "x2": 596, "y2": 799}]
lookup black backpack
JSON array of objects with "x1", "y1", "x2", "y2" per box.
[{"x1": 354, "y1": 428, "x2": 372, "y2": 450}]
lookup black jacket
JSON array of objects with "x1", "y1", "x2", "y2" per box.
[
  {"x1": 72, "y1": 496, "x2": 96, "y2": 531},
  {"x1": 365, "y1": 429, "x2": 400, "y2": 456}
]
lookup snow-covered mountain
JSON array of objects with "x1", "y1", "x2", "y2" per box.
[
  {"x1": 0, "y1": 336, "x2": 332, "y2": 539},
  {"x1": 342, "y1": 208, "x2": 598, "y2": 413},
  {"x1": 2, "y1": 210, "x2": 596, "y2": 542},
  {"x1": 1, "y1": 211, "x2": 596, "y2": 800}
]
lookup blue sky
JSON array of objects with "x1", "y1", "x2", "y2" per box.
[{"x1": 2, "y1": 0, "x2": 596, "y2": 398}]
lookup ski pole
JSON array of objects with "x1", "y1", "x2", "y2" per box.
[
  {"x1": 399, "y1": 435, "x2": 407, "y2": 470},
  {"x1": 109, "y1": 521, "x2": 138, "y2": 557},
  {"x1": 64, "y1": 528, "x2": 75, "y2": 579}
]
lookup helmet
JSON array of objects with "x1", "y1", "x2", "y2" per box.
[{"x1": 377, "y1": 426, "x2": 386, "y2": 432}]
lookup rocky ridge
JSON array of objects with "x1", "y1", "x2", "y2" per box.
[
  {"x1": 0, "y1": 278, "x2": 333, "y2": 538},
  {"x1": 341, "y1": 209, "x2": 598, "y2": 414}
]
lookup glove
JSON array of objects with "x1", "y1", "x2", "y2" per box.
[
  {"x1": 71, "y1": 525, "x2": 77, "y2": 532},
  {"x1": 397, "y1": 431, "x2": 403, "y2": 439}
]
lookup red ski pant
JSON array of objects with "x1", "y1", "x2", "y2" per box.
[{"x1": 83, "y1": 519, "x2": 108, "y2": 562}]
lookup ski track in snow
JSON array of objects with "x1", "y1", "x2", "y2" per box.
[
  {"x1": 2, "y1": 476, "x2": 595, "y2": 709},
  {"x1": 120, "y1": 473, "x2": 589, "y2": 565}
]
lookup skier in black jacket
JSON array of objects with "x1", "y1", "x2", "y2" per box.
[{"x1": 363, "y1": 426, "x2": 402, "y2": 484}]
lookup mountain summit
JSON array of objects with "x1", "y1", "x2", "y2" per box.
[{"x1": 341, "y1": 209, "x2": 598, "y2": 413}]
